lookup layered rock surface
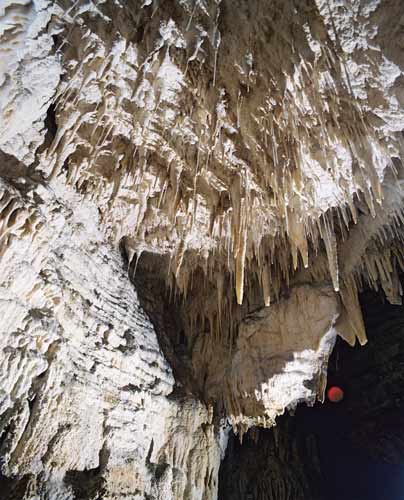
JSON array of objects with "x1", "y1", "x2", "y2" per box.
[
  {"x1": 0, "y1": 177, "x2": 220, "y2": 499},
  {"x1": 0, "y1": 0, "x2": 404, "y2": 498}
]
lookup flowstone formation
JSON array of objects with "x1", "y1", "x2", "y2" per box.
[{"x1": 0, "y1": 0, "x2": 404, "y2": 498}]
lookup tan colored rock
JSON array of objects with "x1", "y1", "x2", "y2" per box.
[
  {"x1": 0, "y1": 178, "x2": 219, "y2": 499},
  {"x1": 0, "y1": 0, "x2": 404, "y2": 498},
  {"x1": 193, "y1": 285, "x2": 339, "y2": 436}
]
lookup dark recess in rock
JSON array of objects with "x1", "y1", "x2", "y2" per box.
[{"x1": 218, "y1": 288, "x2": 404, "y2": 500}]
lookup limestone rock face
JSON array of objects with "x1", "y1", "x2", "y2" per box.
[
  {"x1": 0, "y1": 0, "x2": 404, "y2": 499},
  {"x1": 227, "y1": 285, "x2": 338, "y2": 429},
  {"x1": 0, "y1": 177, "x2": 220, "y2": 499},
  {"x1": 0, "y1": 0, "x2": 60, "y2": 164},
  {"x1": 192, "y1": 285, "x2": 339, "y2": 434}
]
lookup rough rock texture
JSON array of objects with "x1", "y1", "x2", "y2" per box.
[
  {"x1": 193, "y1": 285, "x2": 338, "y2": 434},
  {"x1": 1, "y1": 0, "x2": 404, "y2": 498},
  {"x1": 218, "y1": 288, "x2": 404, "y2": 500},
  {"x1": 0, "y1": 177, "x2": 220, "y2": 499}
]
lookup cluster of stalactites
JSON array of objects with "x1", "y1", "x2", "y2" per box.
[
  {"x1": 147, "y1": 187, "x2": 404, "y2": 351},
  {"x1": 38, "y1": 0, "x2": 404, "y2": 350}
]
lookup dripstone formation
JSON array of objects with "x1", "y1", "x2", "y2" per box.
[{"x1": 1, "y1": 1, "x2": 403, "y2": 499}]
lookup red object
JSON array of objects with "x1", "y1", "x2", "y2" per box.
[{"x1": 327, "y1": 386, "x2": 344, "y2": 403}]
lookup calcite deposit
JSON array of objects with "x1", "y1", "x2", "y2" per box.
[{"x1": 0, "y1": 0, "x2": 403, "y2": 498}]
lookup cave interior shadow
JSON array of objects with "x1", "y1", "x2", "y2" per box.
[{"x1": 219, "y1": 288, "x2": 404, "y2": 500}]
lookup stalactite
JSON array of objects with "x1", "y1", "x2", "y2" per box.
[
  {"x1": 336, "y1": 276, "x2": 367, "y2": 346},
  {"x1": 2, "y1": 5, "x2": 404, "y2": 495}
]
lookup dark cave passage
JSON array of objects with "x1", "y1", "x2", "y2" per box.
[{"x1": 219, "y1": 289, "x2": 404, "y2": 500}]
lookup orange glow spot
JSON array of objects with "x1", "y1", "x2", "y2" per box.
[{"x1": 327, "y1": 386, "x2": 344, "y2": 403}]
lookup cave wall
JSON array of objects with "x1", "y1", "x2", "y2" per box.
[
  {"x1": 0, "y1": 176, "x2": 220, "y2": 499},
  {"x1": 1, "y1": 0, "x2": 404, "y2": 499},
  {"x1": 218, "y1": 289, "x2": 404, "y2": 500}
]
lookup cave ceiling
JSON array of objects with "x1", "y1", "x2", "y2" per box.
[{"x1": 1, "y1": 1, "x2": 404, "y2": 498}]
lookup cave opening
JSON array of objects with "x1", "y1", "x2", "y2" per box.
[{"x1": 218, "y1": 289, "x2": 404, "y2": 500}]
